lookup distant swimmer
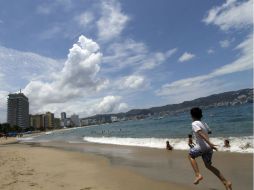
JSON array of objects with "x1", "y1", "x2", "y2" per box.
[
  {"x1": 166, "y1": 141, "x2": 173, "y2": 151},
  {"x1": 224, "y1": 139, "x2": 230, "y2": 148},
  {"x1": 188, "y1": 107, "x2": 232, "y2": 190}
]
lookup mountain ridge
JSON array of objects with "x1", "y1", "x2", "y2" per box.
[{"x1": 84, "y1": 88, "x2": 253, "y2": 121}]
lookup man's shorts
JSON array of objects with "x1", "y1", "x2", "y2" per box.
[{"x1": 189, "y1": 147, "x2": 213, "y2": 165}]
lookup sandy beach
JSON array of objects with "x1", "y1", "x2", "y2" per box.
[
  {"x1": 0, "y1": 137, "x2": 18, "y2": 145},
  {"x1": 0, "y1": 141, "x2": 253, "y2": 190}
]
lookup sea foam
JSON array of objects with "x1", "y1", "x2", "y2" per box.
[
  {"x1": 83, "y1": 136, "x2": 253, "y2": 153},
  {"x1": 17, "y1": 136, "x2": 50, "y2": 143}
]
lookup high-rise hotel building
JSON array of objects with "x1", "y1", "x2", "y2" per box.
[
  {"x1": 61, "y1": 112, "x2": 67, "y2": 127},
  {"x1": 7, "y1": 92, "x2": 29, "y2": 128}
]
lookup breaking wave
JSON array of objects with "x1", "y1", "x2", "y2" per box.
[{"x1": 83, "y1": 136, "x2": 253, "y2": 153}]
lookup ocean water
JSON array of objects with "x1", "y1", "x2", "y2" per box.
[{"x1": 20, "y1": 104, "x2": 253, "y2": 153}]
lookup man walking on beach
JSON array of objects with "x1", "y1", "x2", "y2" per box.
[{"x1": 188, "y1": 107, "x2": 232, "y2": 190}]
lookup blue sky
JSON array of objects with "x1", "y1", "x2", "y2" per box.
[{"x1": 0, "y1": 0, "x2": 253, "y2": 121}]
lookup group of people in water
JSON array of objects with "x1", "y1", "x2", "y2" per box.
[
  {"x1": 166, "y1": 107, "x2": 232, "y2": 190},
  {"x1": 166, "y1": 136, "x2": 231, "y2": 151}
]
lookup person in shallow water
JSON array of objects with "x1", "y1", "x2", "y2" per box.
[
  {"x1": 224, "y1": 139, "x2": 230, "y2": 148},
  {"x1": 166, "y1": 141, "x2": 173, "y2": 150},
  {"x1": 188, "y1": 107, "x2": 232, "y2": 190}
]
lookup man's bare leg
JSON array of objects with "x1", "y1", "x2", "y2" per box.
[
  {"x1": 205, "y1": 164, "x2": 232, "y2": 190},
  {"x1": 188, "y1": 155, "x2": 203, "y2": 184}
]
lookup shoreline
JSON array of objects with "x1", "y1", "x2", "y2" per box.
[{"x1": 18, "y1": 133, "x2": 254, "y2": 154}]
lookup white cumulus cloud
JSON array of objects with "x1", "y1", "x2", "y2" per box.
[
  {"x1": 96, "y1": 96, "x2": 128, "y2": 114},
  {"x1": 23, "y1": 35, "x2": 107, "y2": 113},
  {"x1": 28, "y1": 95, "x2": 128, "y2": 119},
  {"x1": 178, "y1": 52, "x2": 195, "y2": 62},
  {"x1": 0, "y1": 34, "x2": 139, "y2": 121},
  {"x1": 118, "y1": 103, "x2": 128, "y2": 112}
]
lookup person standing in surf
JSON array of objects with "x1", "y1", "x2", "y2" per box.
[
  {"x1": 188, "y1": 107, "x2": 232, "y2": 190},
  {"x1": 166, "y1": 141, "x2": 173, "y2": 150}
]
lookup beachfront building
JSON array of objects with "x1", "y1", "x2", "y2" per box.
[
  {"x1": 66, "y1": 118, "x2": 71, "y2": 127},
  {"x1": 30, "y1": 112, "x2": 57, "y2": 130},
  {"x1": 30, "y1": 114, "x2": 45, "y2": 130},
  {"x1": 80, "y1": 118, "x2": 97, "y2": 126},
  {"x1": 54, "y1": 118, "x2": 61, "y2": 129},
  {"x1": 7, "y1": 92, "x2": 29, "y2": 128},
  {"x1": 61, "y1": 112, "x2": 67, "y2": 128},
  {"x1": 111, "y1": 116, "x2": 118, "y2": 122},
  {"x1": 81, "y1": 119, "x2": 89, "y2": 126},
  {"x1": 61, "y1": 112, "x2": 66, "y2": 120},
  {"x1": 70, "y1": 114, "x2": 80, "y2": 127},
  {"x1": 45, "y1": 112, "x2": 55, "y2": 129}
]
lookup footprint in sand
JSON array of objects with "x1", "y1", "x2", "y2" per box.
[
  {"x1": 80, "y1": 187, "x2": 93, "y2": 190},
  {"x1": 29, "y1": 182, "x2": 38, "y2": 187},
  {"x1": 18, "y1": 168, "x2": 35, "y2": 176},
  {"x1": 18, "y1": 172, "x2": 34, "y2": 176},
  {"x1": 3, "y1": 180, "x2": 18, "y2": 186}
]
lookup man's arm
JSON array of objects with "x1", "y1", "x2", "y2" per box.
[{"x1": 197, "y1": 130, "x2": 217, "y2": 151}]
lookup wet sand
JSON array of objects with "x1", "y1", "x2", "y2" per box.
[
  {"x1": 0, "y1": 141, "x2": 253, "y2": 190},
  {"x1": 39, "y1": 141, "x2": 253, "y2": 190}
]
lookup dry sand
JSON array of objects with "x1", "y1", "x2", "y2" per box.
[{"x1": 0, "y1": 137, "x2": 18, "y2": 145}]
